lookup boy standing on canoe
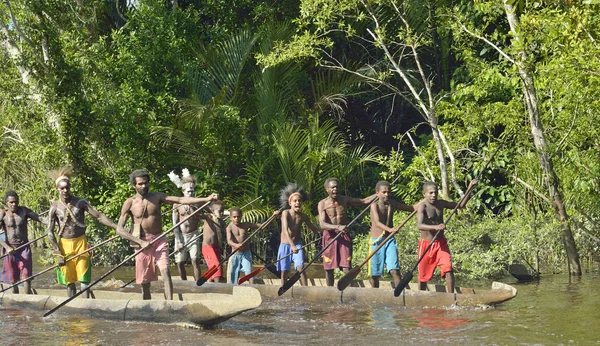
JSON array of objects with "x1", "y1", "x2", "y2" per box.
[
  {"x1": 277, "y1": 184, "x2": 320, "y2": 286},
  {"x1": 170, "y1": 169, "x2": 203, "y2": 282},
  {"x1": 47, "y1": 167, "x2": 118, "y2": 298},
  {"x1": 0, "y1": 191, "x2": 46, "y2": 294},
  {"x1": 416, "y1": 180, "x2": 478, "y2": 293},
  {"x1": 369, "y1": 181, "x2": 415, "y2": 288},
  {"x1": 226, "y1": 207, "x2": 262, "y2": 285},
  {"x1": 199, "y1": 200, "x2": 226, "y2": 283},
  {"x1": 117, "y1": 169, "x2": 218, "y2": 300},
  {"x1": 318, "y1": 178, "x2": 376, "y2": 287}
]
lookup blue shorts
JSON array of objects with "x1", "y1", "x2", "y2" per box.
[
  {"x1": 229, "y1": 250, "x2": 252, "y2": 285},
  {"x1": 276, "y1": 242, "x2": 304, "y2": 271},
  {"x1": 368, "y1": 237, "x2": 399, "y2": 277}
]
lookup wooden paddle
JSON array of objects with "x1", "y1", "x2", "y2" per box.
[
  {"x1": 0, "y1": 234, "x2": 47, "y2": 260},
  {"x1": 337, "y1": 209, "x2": 417, "y2": 291},
  {"x1": 392, "y1": 144, "x2": 502, "y2": 297},
  {"x1": 0, "y1": 235, "x2": 120, "y2": 294},
  {"x1": 43, "y1": 200, "x2": 213, "y2": 317},
  {"x1": 250, "y1": 250, "x2": 280, "y2": 279},
  {"x1": 238, "y1": 236, "x2": 322, "y2": 284},
  {"x1": 392, "y1": 183, "x2": 476, "y2": 297},
  {"x1": 277, "y1": 197, "x2": 378, "y2": 296},
  {"x1": 196, "y1": 208, "x2": 282, "y2": 286}
]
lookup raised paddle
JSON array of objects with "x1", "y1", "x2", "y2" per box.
[
  {"x1": 43, "y1": 200, "x2": 213, "y2": 317},
  {"x1": 337, "y1": 209, "x2": 417, "y2": 291},
  {"x1": 196, "y1": 208, "x2": 283, "y2": 286},
  {"x1": 392, "y1": 144, "x2": 502, "y2": 297},
  {"x1": 238, "y1": 236, "x2": 323, "y2": 285},
  {"x1": 0, "y1": 233, "x2": 47, "y2": 260},
  {"x1": 0, "y1": 235, "x2": 120, "y2": 294}
]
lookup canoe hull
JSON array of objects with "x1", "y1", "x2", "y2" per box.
[
  {"x1": 172, "y1": 278, "x2": 517, "y2": 308},
  {"x1": 0, "y1": 286, "x2": 261, "y2": 326}
]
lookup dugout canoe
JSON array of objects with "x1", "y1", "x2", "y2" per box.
[
  {"x1": 171, "y1": 278, "x2": 517, "y2": 308},
  {"x1": 0, "y1": 285, "x2": 261, "y2": 326}
]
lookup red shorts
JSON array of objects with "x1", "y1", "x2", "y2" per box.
[
  {"x1": 202, "y1": 245, "x2": 223, "y2": 280},
  {"x1": 417, "y1": 237, "x2": 453, "y2": 283}
]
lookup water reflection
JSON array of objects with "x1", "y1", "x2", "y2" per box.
[
  {"x1": 2, "y1": 274, "x2": 600, "y2": 345},
  {"x1": 364, "y1": 306, "x2": 399, "y2": 330}
]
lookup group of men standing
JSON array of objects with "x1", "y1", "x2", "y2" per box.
[{"x1": 0, "y1": 166, "x2": 477, "y2": 300}]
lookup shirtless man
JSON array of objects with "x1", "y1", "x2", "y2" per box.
[
  {"x1": 417, "y1": 180, "x2": 478, "y2": 293},
  {"x1": 47, "y1": 168, "x2": 118, "y2": 298},
  {"x1": 277, "y1": 183, "x2": 320, "y2": 286},
  {"x1": 226, "y1": 208, "x2": 262, "y2": 285},
  {"x1": 0, "y1": 191, "x2": 46, "y2": 294},
  {"x1": 199, "y1": 201, "x2": 225, "y2": 283},
  {"x1": 318, "y1": 178, "x2": 376, "y2": 287},
  {"x1": 369, "y1": 181, "x2": 415, "y2": 288},
  {"x1": 172, "y1": 174, "x2": 203, "y2": 282},
  {"x1": 116, "y1": 169, "x2": 217, "y2": 300}
]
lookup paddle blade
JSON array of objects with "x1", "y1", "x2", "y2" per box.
[
  {"x1": 337, "y1": 267, "x2": 361, "y2": 291},
  {"x1": 278, "y1": 271, "x2": 301, "y2": 296},
  {"x1": 393, "y1": 272, "x2": 413, "y2": 297},
  {"x1": 265, "y1": 264, "x2": 280, "y2": 278},
  {"x1": 238, "y1": 267, "x2": 265, "y2": 285},
  {"x1": 196, "y1": 276, "x2": 208, "y2": 286}
]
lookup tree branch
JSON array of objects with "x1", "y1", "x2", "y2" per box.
[
  {"x1": 438, "y1": 128, "x2": 463, "y2": 196},
  {"x1": 405, "y1": 130, "x2": 435, "y2": 182},
  {"x1": 456, "y1": 20, "x2": 516, "y2": 65}
]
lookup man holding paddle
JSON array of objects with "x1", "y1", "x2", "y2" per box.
[
  {"x1": 117, "y1": 169, "x2": 218, "y2": 300},
  {"x1": 369, "y1": 181, "x2": 416, "y2": 288},
  {"x1": 0, "y1": 190, "x2": 46, "y2": 294},
  {"x1": 318, "y1": 178, "x2": 376, "y2": 287},
  {"x1": 416, "y1": 180, "x2": 478, "y2": 293},
  {"x1": 47, "y1": 167, "x2": 119, "y2": 298}
]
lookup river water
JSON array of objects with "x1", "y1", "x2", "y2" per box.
[{"x1": 1, "y1": 270, "x2": 600, "y2": 345}]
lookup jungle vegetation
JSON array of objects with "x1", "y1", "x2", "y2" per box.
[{"x1": 1, "y1": 0, "x2": 600, "y2": 280}]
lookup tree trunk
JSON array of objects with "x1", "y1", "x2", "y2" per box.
[
  {"x1": 503, "y1": 0, "x2": 581, "y2": 275},
  {"x1": 429, "y1": 116, "x2": 450, "y2": 198}
]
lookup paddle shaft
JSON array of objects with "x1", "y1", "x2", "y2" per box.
[
  {"x1": 0, "y1": 234, "x2": 47, "y2": 260},
  {"x1": 199, "y1": 209, "x2": 282, "y2": 281},
  {"x1": 43, "y1": 200, "x2": 212, "y2": 317},
  {"x1": 0, "y1": 235, "x2": 120, "y2": 294}
]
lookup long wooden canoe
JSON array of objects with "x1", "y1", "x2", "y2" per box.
[
  {"x1": 171, "y1": 278, "x2": 517, "y2": 308},
  {"x1": 0, "y1": 285, "x2": 261, "y2": 326}
]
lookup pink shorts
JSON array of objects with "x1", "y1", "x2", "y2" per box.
[
  {"x1": 417, "y1": 237, "x2": 453, "y2": 283},
  {"x1": 135, "y1": 234, "x2": 169, "y2": 284}
]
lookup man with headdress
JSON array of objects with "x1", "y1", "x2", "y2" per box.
[
  {"x1": 169, "y1": 169, "x2": 205, "y2": 282},
  {"x1": 0, "y1": 190, "x2": 46, "y2": 294},
  {"x1": 117, "y1": 169, "x2": 218, "y2": 300},
  {"x1": 277, "y1": 183, "x2": 320, "y2": 286},
  {"x1": 47, "y1": 167, "x2": 119, "y2": 298},
  {"x1": 318, "y1": 178, "x2": 376, "y2": 287}
]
